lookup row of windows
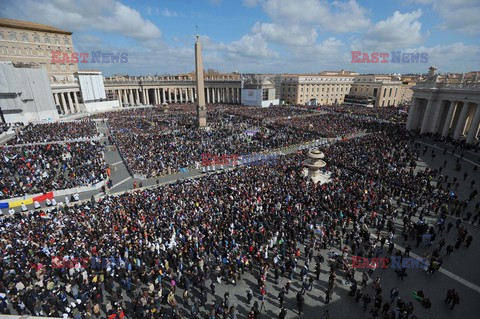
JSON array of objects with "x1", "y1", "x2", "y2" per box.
[
  {"x1": 0, "y1": 46, "x2": 34, "y2": 55},
  {"x1": 284, "y1": 93, "x2": 342, "y2": 98},
  {"x1": 0, "y1": 46, "x2": 71, "y2": 57},
  {"x1": 0, "y1": 31, "x2": 70, "y2": 45},
  {"x1": 49, "y1": 63, "x2": 75, "y2": 71}
]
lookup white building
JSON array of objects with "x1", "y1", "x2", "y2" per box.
[
  {"x1": 241, "y1": 77, "x2": 279, "y2": 107},
  {"x1": 77, "y1": 70, "x2": 119, "y2": 112}
]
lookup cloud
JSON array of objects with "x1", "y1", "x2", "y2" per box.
[
  {"x1": 407, "y1": 0, "x2": 480, "y2": 34},
  {"x1": 161, "y1": 9, "x2": 178, "y2": 17},
  {"x1": 352, "y1": 10, "x2": 425, "y2": 51},
  {"x1": 251, "y1": 22, "x2": 318, "y2": 47},
  {"x1": 261, "y1": 0, "x2": 371, "y2": 33},
  {"x1": 226, "y1": 33, "x2": 279, "y2": 59},
  {"x1": 3, "y1": 0, "x2": 162, "y2": 42}
]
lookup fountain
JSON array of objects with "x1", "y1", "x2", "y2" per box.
[{"x1": 303, "y1": 149, "x2": 332, "y2": 184}]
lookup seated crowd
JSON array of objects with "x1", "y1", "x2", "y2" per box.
[
  {"x1": 7, "y1": 120, "x2": 100, "y2": 145},
  {"x1": 0, "y1": 142, "x2": 107, "y2": 199}
]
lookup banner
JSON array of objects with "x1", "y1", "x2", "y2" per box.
[{"x1": 0, "y1": 192, "x2": 54, "y2": 209}]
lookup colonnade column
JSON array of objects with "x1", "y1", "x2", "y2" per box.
[
  {"x1": 123, "y1": 90, "x2": 128, "y2": 107},
  {"x1": 406, "y1": 98, "x2": 417, "y2": 130},
  {"x1": 53, "y1": 93, "x2": 61, "y2": 114},
  {"x1": 60, "y1": 93, "x2": 69, "y2": 114},
  {"x1": 441, "y1": 101, "x2": 455, "y2": 138},
  {"x1": 420, "y1": 99, "x2": 434, "y2": 134},
  {"x1": 454, "y1": 103, "x2": 470, "y2": 139},
  {"x1": 73, "y1": 92, "x2": 79, "y2": 112},
  {"x1": 466, "y1": 103, "x2": 480, "y2": 144},
  {"x1": 66, "y1": 92, "x2": 74, "y2": 113}
]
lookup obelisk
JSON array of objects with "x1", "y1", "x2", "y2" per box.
[{"x1": 195, "y1": 32, "x2": 207, "y2": 127}]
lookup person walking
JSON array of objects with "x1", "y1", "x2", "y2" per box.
[
  {"x1": 325, "y1": 287, "x2": 332, "y2": 304},
  {"x1": 277, "y1": 290, "x2": 285, "y2": 308},
  {"x1": 247, "y1": 288, "x2": 253, "y2": 305},
  {"x1": 296, "y1": 291, "x2": 304, "y2": 315},
  {"x1": 390, "y1": 287, "x2": 399, "y2": 303},
  {"x1": 450, "y1": 291, "x2": 460, "y2": 310},
  {"x1": 362, "y1": 293, "x2": 372, "y2": 312}
]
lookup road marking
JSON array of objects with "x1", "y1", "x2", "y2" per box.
[
  {"x1": 110, "y1": 160, "x2": 124, "y2": 166},
  {"x1": 109, "y1": 176, "x2": 132, "y2": 190},
  {"x1": 417, "y1": 141, "x2": 479, "y2": 167}
]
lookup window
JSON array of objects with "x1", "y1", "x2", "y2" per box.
[
  {"x1": 44, "y1": 36, "x2": 50, "y2": 43},
  {"x1": 0, "y1": 32, "x2": 3, "y2": 40},
  {"x1": 54, "y1": 37, "x2": 60, "y2": 44},
  {"x1": 28, "y1": 48, "x2": 33, "y2": 55},
  {"x1": 38, "y1": 50, "x2": 43, "y2": 56},
  {"x1": 61, "y1": 64, "x2": 66, "y2": 71},
  {"x1": 9, "y1": 32, "x2": 17, "y2": 41},
  {"x1": 33, "y1": 34, "x2": 40, "y2": 42},
  {"x1": 69, "y1": 64, "x2": 74, "y2": 71},
  {"x1": 22, "y1": 34, "x2": 28, "y2": 42},
  {"x1": 51, "y1": 63, "x2": 57, "y2": 70},
  {"x1": 64, "y1": 38, "x2": 70, "y2": 45}
]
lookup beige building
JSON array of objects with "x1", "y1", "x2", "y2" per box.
[
  {"x1": 345, "y1": 75, "x2": 404, "y2": 107},
  {"x1": 0, "y1": 18, "x2": 82, "y2": 116},
  {"x1": 0, "y1": 18, "x2": 77, "y2": 79},
  {"x1": 281, "y1": 70, "x2": 358, "y2": 105}
]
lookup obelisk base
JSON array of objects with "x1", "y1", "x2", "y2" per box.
[{"x1": 197, "y1": 109, "x2": 207, "y2": 127}]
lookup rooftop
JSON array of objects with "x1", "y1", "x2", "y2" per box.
[{"x1": 0, "y1": 18, "x2": 72, "y2": 35}]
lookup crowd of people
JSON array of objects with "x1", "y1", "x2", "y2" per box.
[
  {"x1": 0, "y1": 112, "x2": 477, "y2": 319},
  {"x1": 7, "y1": 120, "x2": 101, "y2": 145},
  {"x1": 317, "y1": 105, "x2": 408, "y2": 124},
  {"x1": 226, "y1": 106, "x2": 313, "y2": 121},
  {"x1": 0, "y1": 142, "x2": 107, "y2": 199},
  {"x1": 100, "y1": 106, "x2": 320, "y2": 177}
]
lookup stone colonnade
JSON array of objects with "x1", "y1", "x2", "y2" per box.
[
  {"x1": 111, "y1": 87, "x2": 242, "y2": 107},
  {"x1": 53, "y1": 91, "x2": 80, "y2": 115},
  {"x1": 407, "y1": 97, "x2": 480, "y2": 144}
]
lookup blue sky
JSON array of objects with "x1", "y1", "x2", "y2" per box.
[{"x1": 3, "y1": 0, "x2": 479, "y2": 75}]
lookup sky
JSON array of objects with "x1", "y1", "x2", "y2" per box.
[{"x1": 3, "y1": 0, "x2": 479, "y2": 76}]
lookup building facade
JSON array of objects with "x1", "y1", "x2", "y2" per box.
[
  {"x1": 241, "y1": 75, "x2": 279, "y2": 107},
  {"x1": 345, "y1": 75, "x2": 404, "y2": 107},
  {"x1": 281, "y1": 71, "x2": 358, "y2": 105},
  {"x1": 0, "y1": 18, "x2": 82, "y2": 116},
  {"x1": 103, "y1": 72, "x2": 242, "y2": 107},
  {"x1": 407, "y1": 67, "x2": 480, "y2": 144}
]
